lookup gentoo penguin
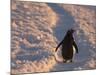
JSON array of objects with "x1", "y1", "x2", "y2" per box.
[{"x1": 55, "y1": 29, "x2": 78, "y2": 63}]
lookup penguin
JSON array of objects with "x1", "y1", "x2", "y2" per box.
[{"x1": 55, "y1": 29, "x2": 78, "y2": 63}]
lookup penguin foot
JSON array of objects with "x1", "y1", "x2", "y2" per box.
[
  {"x1": 63, "y1": 60, "x2": 67, "y2": 63},
  {"x1": 63, "y1": 59, "x2": 73, "y2": 63},
  {"x1": 70, "y1": 59, "x2": 73, "y2": 63}
]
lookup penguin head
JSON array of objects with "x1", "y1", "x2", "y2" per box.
[
  {"x1": 67, "y1": 28, "x2": 75, "y2": 34},
  {"x1": 70, "y1": 28, "x2": 75, "y2": 34}
]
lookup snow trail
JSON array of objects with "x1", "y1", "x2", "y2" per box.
[{"x1": 48, "y1": 3, "x2": 75, "y2": 41}]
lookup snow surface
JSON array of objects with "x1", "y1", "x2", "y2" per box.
[{"x1": 11, "y1": 0, "x2": 96, "y2": 74}]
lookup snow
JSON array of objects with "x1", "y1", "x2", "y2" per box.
[{"x1": 11, "y1": 0, "x2": 96, "y2": 74}]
